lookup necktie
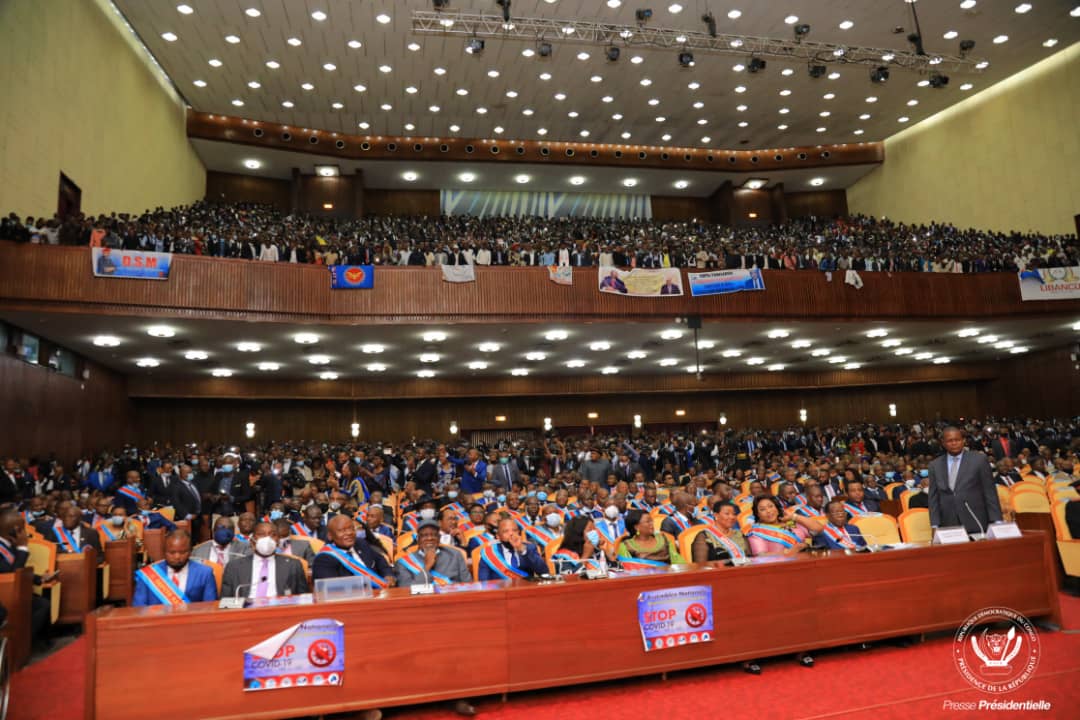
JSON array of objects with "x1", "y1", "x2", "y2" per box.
[
  {"x1": 948, "y1": 455, "x2": 960, "y2": 491},
  {"x1": 256, "y1": 557, "x2": 270, "y2": 598},
  {"x1": 172, "y1": 572, "x2": 181, "y2": 588}
]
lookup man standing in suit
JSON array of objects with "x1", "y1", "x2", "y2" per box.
[
  {"x1": 192, "y1": 516, "x2": 252, "y2": 568},
  {"x1": 929, "y1": 427, "x2": 1002, "y2": 535},
  {"x1": 311, "y1": 515, "x2": 395, "y2": 586},
  {"x1": 133, "y1": 530, "x2": 218, "y2": 606},
  {"x1": 490, "y1": 448, "x2": 520, "y2": 492},
  {"x1": 989, "y1": 428, "x2": 1018, "y2": 461},
  {"x1": 221, "y1": 522, "x2": 307, "y2": 599}
]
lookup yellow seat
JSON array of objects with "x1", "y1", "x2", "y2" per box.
[
  {"x1": 201, "y1": 560, "x2": 224, "y2": 594},
  {"x1": 996, "y1": 485, "x2": 1012, "y2": 514},
  {"x1": 769, "y1": 481, "x2": 782, "y2": 496},
  {"x1": 470, "y1": 550, "x2": 481, "y2": 582},
  {"x1": 899, "y1": 490, "x2": 918, "y2": 512},
  {"x1": 1050, "y1": 502, "x2": 1080, "y2": 578},
  {"x1": 374, "y1": 533, "x2": 395, "y2": 561},
  {"x1": 851, "y1": 514, "x2": 902, "y2": 545},
  {"x1": 157, "y1": 507, "x2": 176, "y2": 521},
  {"x1": 678, "y1": 525, "x2": 711, "y2": 562},
  {"x1": 740, "y1": 480, "x2": 751, "y2": 495},
  {"x1": 1009, "y1": 481, "x2": 1045, "y2": 496},
  {"x1": 883, "y1": 482, "x2": 904, "y2": 500},
  {"x1": 1011, "y1": 492, "x2": 1051, "y2": 514},
  {"x1": 1052, "y1": 488, "x2": 1079, "y2": 503},
  {"x1": 898, "y1": 509, "x2": 931, "y2": 544},
  {"x1": 26, "y1": 538, "x2": 61, "y2": 622}
]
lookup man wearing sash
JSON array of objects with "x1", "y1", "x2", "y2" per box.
[
  {"x1": 292, "y1": 504, "x2": 327, "y2": 542},
  {"x1": 814, "y1": 499, "x2": 867, "y2": 551},
  {"x1": 114, "y1": 469, "x2": 148, "y2": 515},
  {"x1": 394, "y1": 520, "x2": 470, "y2": 588},
  {"x1": 37, "y1": 504, "x2": 102, "y2": 561},
  {"x1": 133, "y1": 530, "x2": 218, "y2": 606},
  {"x1": 312, "y1": 515, "x2": 395, "y2": 587},
  {"x1": 842, "y1": 478, "x2": 880, "y2": 515},
  {"x1": 659, "y1": 492, "x2": 701, "y2": 537},
  {"x1": 793, "y1": 484, "x2": 827, "y2": 518},
  {"x1": 477, "y1": 517, "x2": 547, "y2": 581}
]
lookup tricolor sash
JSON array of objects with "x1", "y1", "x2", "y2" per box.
[
  {"x1": 136, "y1": 563, "x2": 190, "y2": 606},
  {"x1": 117, "y1": 485, "x2": 146, "y2": 503},
  {"x1": 843, "y1": 502, "x2": 870, "y2": 517},
  {"x1": 792, "y1": 504, "x2": 820, "y2": 518},
  {"x1": 20, "y1": 510, "x2": 33, "y2": 524},
  {"x1": 657, "y1": 503, "x2": 675, "y2": 516},
  {"x1": 703, "y1": 526, "x2": 746, "y2": 561},
  {"x1": 99, "y1": 523, "x2": 120, "y2": 541},
  {"x1": 447, "y1": 502, "x2": 467, "y2": 519},
  {"x1": 403, "y1": 513, "x2": 419, "y2": 531},
  {"x1": 291, "y1": 522, "x2": 313, "y2": 538},
  {"x1": 747, "y1": 524, "x2": 801, "y2": 550},
  {"x1": 53, "y1": 526, "x2": 80, "y2": 553},
  {"x1": 595, "y1": 520, "x2": 624, "y2": 544},
  {"x1": 459, "y1": 521, "x2": 476, "y2": 533},
  {"x1": 668, "y1": 514, "x2": 691, "y2": 533},
  {"x1": 318, "y1": 545, "x2": 388, "y2": 588},
  {"x1": 822, "y1": 523, "x2": 857, "y2": 549},
  {"x1": 524, "y1": 524, "x2": 558, "y2": 548},
  {"x1": 478, "y1": 544, "x2": 529, "y2": 580},
  {"x1": 235, "y1": 533, "x2": 251, "y2": 543},
  {"x1": 795, "y1": 493, "x2": 808, "y2": 505},
  {"x1": 398, "y1": 551, "x2": 451, "y2": 586},
  {"x1": 619, "y1": 556, "x2": 669, "y2": 571},
  {"x1": 0, "y1": 543, "x2": 14, "y2": 565}
]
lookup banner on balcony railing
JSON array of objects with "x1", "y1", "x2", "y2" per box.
[
  {"x1": 91, "y1": 248, "x2": 172, "y2": 279},
  {"x1": 441, "y1": 189, "x2": 652, "y2": 219},
  {"x1": 598, "y1": 266, "x2": 683, "y2": 297},
  {"x1": 1018, "y1": 266, "x2": 1080, "y2": 301}
]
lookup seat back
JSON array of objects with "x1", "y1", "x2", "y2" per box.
[
  {"x1": 883, "y1": 482, "x2": 904, "y2": 500},
  {"x1": 202, "y1": 560, "x2": 224, "y2": 594},
  {"x1": 851, "y1": 514, "x2": 902, "y2": 545},
  {"x1": 1010, "y1": 481, "x2": 1045, "y2": 496},
  {"x1": 26, "y1": 538, "x2": 57, "y2": 575},
  {"x1": 898, "y1": 508, "x2": 932, "y2": 543},
  {"x1": 143, "y1": 528, "x2": 165, "y2": 562},
  {"x1": 996, "y1": 485, "x2": 1013, "y2": 514},
  {"x1": 157, "y1": 507, "x2": 176, "y2": 521},
  {"x1": 374, "y1": 533, "x2": 395, "y2": 561},
  {"x1": 1011, "y1": 491, "x2": 1050, "y2": 514},
  {"x1": 1051, "y1": 502, "x2": 1071, "y2": 541},
  {"x1": 470, "y1": 550, "x2": 481, "y2": 582},
  {"x1": 677, "y1": 525, "x2": 710, "y2": 561}
]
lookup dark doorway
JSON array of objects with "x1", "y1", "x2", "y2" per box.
[{"x1": 58, "y1": 173, "x2": 81, "y2": 219}]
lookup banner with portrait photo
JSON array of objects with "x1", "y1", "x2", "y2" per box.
[
  {"x1": 598, "y1": 266, "x2": 683, "y2": 297},
  {"x1": 1018, "y1": 266, "x2": 1080, "y2": 301},
  {"x1": 91, "y1": 248, "x2": 172, "y2": 280}
]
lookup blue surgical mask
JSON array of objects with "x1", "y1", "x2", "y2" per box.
[
  {"x1": 110, "y1": 516, "x2": 125, "y2": 527},
  {"x1": 483, "y1": 490, "x2": 495, "y2": 498},
  {"x1": 919, "y1": 469, "x2": 929, "y2": 478},
  {"x1": 221, "y1": 464, "x2": 234, "y2": 474},
  {"x1": 497, "y1": 494, "x2": 506, "y2": 504},
  {"x1": 354, "y1": 456, "x2": 362, "y2": 463},
  {"x1": 885, "y1": 471, "x2": 896, "y2": 479},
  {"x1": 185, "y1": 473, "x2": 194, "y2": 482},
  {"x1": 213, "y1": 527, "x2": 235, "y2": 546},
  {"x1": 270, "y1": 509, "x2": 284, "y2": 521},
  {"x1": 545, "y1": 512, "x2": 561, "y2": 528},
  {"x1": 585, "y1": 529, "x2": 601, "y2": 545},
  {"x1": 499, "y1": 456, "x2": 510, "y2": 465},
  {"x1": 140, "y1": 510, "x2": 151, "y2": 517},
  {"x1": 526, "y1": 491, "x2": 536, "y2": 498},
  {"x1": 447, "y1": 491, "x2": 459, "y2": 499},
  {"x1": 295, "y1": 461, "x2": 305, "y2": 468},
  {"x1": 537, "y1": 492, "x2": 548, "y2": 502}
]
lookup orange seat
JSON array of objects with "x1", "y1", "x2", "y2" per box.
[
  {"x1": 898, "y1": 508, "x2": 931, "y2": 544},
  {"x1": 543, "y1": 536, "x2": 563, "y2": 574},
  {"x1": 677, "y1": 525, "x2": 710, "y2": 561}
]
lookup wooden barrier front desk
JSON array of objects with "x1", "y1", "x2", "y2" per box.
[
  {"x1": 57, "y1": 552, "x2": 97, "y2": 625},
  {"x1": 0, "y1": 568, "x2": 32, "y2": 671},
  {"x1": 103, "y1": 540, "x2": 136, "y2": 605},
  {"x1": 87, "y1": 534, "x2": 1061, "y2": 720}
]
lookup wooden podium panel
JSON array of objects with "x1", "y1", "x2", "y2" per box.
[
  {"x1": 103, "y1": 540, "x2": 135, "y2": 605},
  {"x1": 57, "y1": 551, "x2": 97, "y2": 625},
  {"x1": 88, "y1": 534, "x2": 1060, "y2": 720},
  {"x1": 0, "y1": 568, "x2": 32, "y2": 671}
]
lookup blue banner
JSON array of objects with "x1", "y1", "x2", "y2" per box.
[
  {"x1": 637, "y1": 585, "x2": 714, "y2": 652},
  {"x1": 91, "y1": 248, "x2": 172, "y2": 279},
  {"x1": 243, "y1": 618, "x2": 345, "y2": 691},
  {"x1": 329, "y1": 265, "x2": 374, "y2": 289},
  {"x1": 687, "y1": 268, "x2": 765, "y2": 297}
]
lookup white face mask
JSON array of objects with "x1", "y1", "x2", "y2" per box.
[
  {"x1": 255, "y1": 536, "x2": 278, "y2": 557},
  {"x1": 545, "y1": 513, "x2": 562, "y2": 529},
  {"x1": 603, "y1": 505, "x2": 620, "y2": 520},
  {"x1": 419, "y1": 508, "x2": 436, "y2": 521}
]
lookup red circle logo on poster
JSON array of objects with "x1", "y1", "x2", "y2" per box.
[
  {"x1": 308, "y1": 639, "x2": 337, "y2": 667},
  {"x1": 345, "y1": 267, "x2": 366, "y2": 284},
  {"x1": 685, "y1": 603, "x2": 708, "y2": 628}
]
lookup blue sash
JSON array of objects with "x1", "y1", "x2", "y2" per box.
[
  {"x1": 747, "y1": 524, "x2": 801, "y2": 549},
  {"x1": 53, "y1": 526, "x2": 80, "y2": 552},
  {"x1": 117, "y1": 485, "x2": 146, "y2": 503},
  {"x1": 0, "y1": 543, "x2": 14, "y2": 565},
  {"x1": 318, "y1": 545, "x2": 388, "y2": 588},
  {"x1": 479, "y1": 544, "x2": 529, "y2": 579},
  {"x1": 136, "y1": 562, "x2": 190, "y2": 606},
  {"x1": 398, "y1": 551, "x2": 451, "y2": 585}
]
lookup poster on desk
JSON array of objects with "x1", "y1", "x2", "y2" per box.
[
  {"x1": 243, "y1": 618, "x2": 345, "y2": 691},
  {"x1": 637, "y1": 585, "x2": 713, "y2": 652},
  {"x1": 91, "y1": 248, "x2": 172, "y2": 279}
]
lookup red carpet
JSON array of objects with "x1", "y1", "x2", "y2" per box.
[{"x1": 12, "y1": 595, "x2": 1080, "y2": 720}]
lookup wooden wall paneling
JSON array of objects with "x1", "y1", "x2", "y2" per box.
[
  {"x1": 983, "y1": 348, "x2": 1080, "y2": 419},
  {"x1": 296, "y1": 174, "x2": 357, "y2": 218},
  {"x1": 784, "y1": 190, "x2": 850, "y2": 219},
  {"x1": 363, "y1": 189, "x2": 441, "y2": 217},
  {"x1": 649, "y1": 195, "x2": 712, "y2": 222},
  {"x1": 3, "y1": 245, "x2": 1079, "y2": 324},
  {"x1": 204, "y1": 172, "x2": 291, "y2": 211},
  {"x1": 731, "y1": 188, "x2": 775, "y2": 226}
]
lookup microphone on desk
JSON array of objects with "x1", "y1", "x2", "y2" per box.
[
  {"x1": 218, "y1": 583, "x2": 251, "y2": 609},
  {"x1": 858, "y1": 532, "x2": 883, "y2": 553},
  {"x1": 964, "y1": 502, "x2": 986, "y2": 541}
]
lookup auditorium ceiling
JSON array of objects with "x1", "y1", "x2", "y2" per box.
[
  {"x1": 114, "y1": 1, "x2": 1079, "y2": 155},
  {"x1": 5, "y1": 311, "x2": 1078, "y2": 381}
]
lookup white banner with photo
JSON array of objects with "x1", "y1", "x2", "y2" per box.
[{"x1": 1017, "y1": 266, "x2": 1080, "y2": 301}]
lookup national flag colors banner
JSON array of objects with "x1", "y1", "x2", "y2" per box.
[
  {"x1": 329, "y1": 265, "x2": 374, "y2": 290},
  {"x1": 1018, "y1": 266, "x2": 1080, "y2": 301},
  {"x1": 441, "y1": 264, "x2": 476, "y2": 283},
  {"x1": 598, "y1": 266, "x2": 683, "y2": 297},
  {"x1": 548, "y1": 265, "x2": 573, "y2": 286},
  {"x1": 687, "y1": 268, "x2": 765, "y2": 297},
  {"x1": 91, "y1": 248, "x2": 172, "y2": 280}
]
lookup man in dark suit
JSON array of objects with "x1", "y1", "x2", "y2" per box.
[
  {"x1": 36, "y1": 503, "x2": 102, "y2": 562},
  {"x1": 659, "y1": 492, "x2": 701, "y2": 537},
  {"x1": 989, "y1": 428, "x2": 1019, "y2": 461},
  {"x1": 148, "y1": 462, "x2": 178, "y2": 507},
  {"x1": 312, "y1": 515, "x2": 395, "y2": 586},
  {"x1": 207, "y1": 457, "x2": 254, "y2": 516},
  {"x1": 410, "y1": 448, "x2": 438, "y2": 495},
  {"x1": 221, "y1": 522, "x2": 308, "y2": 599},
  {"x1": 0, "y1": 508, "x2": 54, "y2": 644},
  {"x1": 929, "y1": 427, "x2": 1002, "y2": 535},
  {"x1": 478, "y1": 517, "x2": 547, "y2": 581},
  {"x1": 489, "y1": 449, "x2": 521, "y2": 492},
  {"x1": 172, "y1": 463, "x2": 203, "y2": 525}
]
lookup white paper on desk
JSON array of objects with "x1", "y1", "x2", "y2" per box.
[{"x1": 245, "y1": 623, "x2": 301, "y2": 660}]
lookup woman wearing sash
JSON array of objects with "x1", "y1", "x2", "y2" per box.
[
  {"x1": 617, "y1": 509, "x2": 685, "y2": 567},
  {"x1": 746, "y1": 495, "x2": 822, "y2": 558},
  {"x1": 553, "y1": 516, "x2": 610, "y2": 575},
  {"x1": 691, "y1": 501, "x2": 749, "y2": 563}
]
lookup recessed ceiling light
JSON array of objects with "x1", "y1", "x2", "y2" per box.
[
  {"x1": 193, "y1": 79, "x2": 207, "y2": 87},
  {"x1": 212, "y1": 369, "x2": 234, "y2": 378},
  {"x1": 668, "y1": 3, "x2": 683, "y2": 12},
  {"x1": 567, "y1": 110, "x2": 579, "y2": 118},
  {"x1": 791, "y1": 340, "x2": 812, "y2": 349},
  {"x1": 237, "y1": 342, "x2": 262, "y2": 352},
  {"x1": 777, "y1": 124, "x2": 788, "y2": 130},
  {"x1": 658, "y1": 358, "x2": 679, "y2": 367},
  {"x1": 434, "y1": 67, "x2": 447, "y2": 75},
  {"x1": 225, "y1": 34, "x2": 240, "y2": 44},
  {"x1": 546, "y1": 330, "x2": 569, "y2": 341},
  {"x1": 566, "y1": 359, "x2": 587, "y2": 368},
  {"x1": 827, "y1": 72, "x2": 841, "y2": 80},
  {"x1": 577, "y1": 51, "x2": 590, "y2": 61},
  {"x1": 977, "y1": 335, "x2": 1000, "y2": 344},
  {"x1": 243, "y1": 159, "x2": 261, "y2": 169},
  {"x1": 307, "y1": 354, "x2": 331, "y2": 365},
  {"x1": 331, "y1": 102, "x2": 344, "y2": 110},
  {"x1": 407, "y1": 42, "x2": 421, "y2": 51},
  {"x1": 656, "y1": 116, "x2": 666, "y2": 122},
  {"x1": 809, "y1": 177, "x2": 825, "y2": 186},
  {"x1": 231, "y1": 99, "x2": 244, "y2": 106},
  {"x1": 843, "y1": 363, "x2": 862, "y2": 370},
  {"x1": 536, "y1": 128, "x2": 547, "y2": 135},
  {"x1": 961, "y1": 0, "x2": 977, "y2": 8},
  {"x1": 600, "y1": 367, "x2": 619, "y2": 375},
  {"x1": 456, "y1": 88, "x2": 469, "y2": 96},
  {"x1": 293, "y1": 333, "x2": 319, "y2": 344},
  {"x1": 467, "y1": 361, "x2": 488, "y2": 370},
  {"x1": 177, "y1": 4, "x2": 194, "y2": 14},
  {"x1": 866, "y1": 329, "x2": 889, "y2": 338},
  {"x1": 375, "y1": 13, "x2": 391, "y2": 24},
  {"x1": 348, "y1": 40, "x2": 362, "y2": 49},
  {"x1": 378, "y1": 64, "x2": 392, "y2": 73},
  {"x1": 779, "y1": 108, "x2": 790, "y2": 114},
  {"x1": 423, "y1": 331, "x2": 448, "y2": 342},
  {"x1": 660, "y1": 329, "x2": 684, "y2": 340},
  {"x1": 477, "y1": 342, "x2": 501, "y2": 353},
  {"x1": 640, "y1": 78, "x2": 652, "y2": 86},
  {"x1": 511, "y1": 368, "x2": 530, "y2": 376},
  {"x1": 322, "y1": 62, "x2": 336, "y2": 72},
  {"x1": 662, "y1": 133, "x2": 672, "y2": 141},
  {"x1": 402, "y1": 171, "x2": 418, "y2": 182},
  {"x1": 733, "y1": 64, "x2": 745, "y2": 73},
  {"x1": 781, "y1": 68, "x2": 794, "y2": 76},
  {"x1": 380, "y1": 103, "x2": 391, "y2": 111},
  {"x1": 419, "y1": 353, "x2": 441, "y2": 363},
  {"x1": 287, "y1": 37, "x2": 301, "y2": 46},
  {"x1": 827, "y1": 356, "x2": 848, "y2": 364},
  {"x1": 810, "y1": 348, "x2": 830, "y2": 357},
  {"x1": 993, "y1": 35, "x2": 1008, "y2": 44},
  {"x1": 161, "y1": 32, "x2": 178, "y2": 42},
  {"x1": 257, "y1": 362, "x2": 280, "y2": 372},
  {"x1": 92, "y1": 335, "x2": 121, "y2": 347},
  {"x1": 367, "y1": 363, "x2": 388, "y2": 372},
  {"x1": 993, "y1": 340, "x2": 1016, "y2": 349},
  {"x1": 853, "y1": 129, "x2": 865, "y2": 135},
  {"x1": 589, "y1": 341, "x2": 611, "y2": 351},
  {"x1": 208, "y1": 58, "x2": 223, "y2": 67},
  {"x1": 525, "y1": 351, "x2": 547, "y2": 361},
  {"x1": 894, "y1": 348, "x2": 913, "y2": 355},
  {"x1": 622, "y1": 178, "x2": 638, "y2": 187},
  {"x1": 838, "y1": 20, "x2": 853, "y2": 30},
  {"x1": 1072, "y1": 6, "x2": 1080, "y2": 17},
  {"x1": 1009, "y1": 346, "x2": 1029, "y2": 354},
  {"x1": 404, "y1": 86, "x2": 418, "y2": 95},
  {"x1": 353, "y1": 84, "x2": 366, "y2": 92},
  {"x1": 898, "y1": 116, "x2": 910, "y2": 123},
  {"x1": 357, "y1": 121, "x2": 369, "y2": 129},
  {"x1": 914, "y1": 352, "x2": 934, "y2": 360},
  {"x1": 361, "y1": 344, "x2": 385, "y2": 354},
  {"x1": 146, "y1": 325, "x2": 176, "y2": 338},
  {"x1": 135, "y1": 358, "x2": 160, "y2": 368},
  {"x1": 746, "y1": 357, "x2": 765, "y2": 365},
  {"x1": 627, "y1": 350, "x2": 648, "y2": 359},
  {"x1": 674, "y1": 179, "x2": 689, "y2": 189},
  {"x1": 721, "y1": 349, "x2": 742, "y2": 358},
  {"x1": 301, "y1": 82, "x2": 314, "y2": 90},
  {"x1": 320, "y1": 371, "x2": 340, "y2": 380},
  {"x1": 882, "y1": 339, "x2": 902, "y2": 348},
  {"x1": 957, "y1": 328, "x2": 981, "y2": 338},
  {"x1": 1015, "y1": 3, "x2": 1032, "y2": 13},
  {"x1": 1043, "y1": 38, "x2": 1058, "y2": 48},
  {"x1": 943, "y1": 30, "x2": 958, "y2": 40},
  {"x1": 819, "y1": 111, "x2": 831, "y2": 117},
  {"x1": 569, "y1": 175, "x2": 586, "y2": 185},
  {"x1": 621, "y1": 131, "x2": 631, "y2": 139},
  {"x1": 859, "y1": 113, "x2": 872, "y2": 121},
  {"x1": 767, "y1": 329, "x2": 790, "y2": 339},
  {"x1": 521, "y1": 48, "x2": 535, "y2": 57},
  {"x1": 514, "y1": 174, "x2": 531, "y2": 184},
  {"x1": 416, "y1": 370, "x2": 436, "y2": 378},
  {"x1": 767, "y1": 364, "x2": 785, "y2": 372}
]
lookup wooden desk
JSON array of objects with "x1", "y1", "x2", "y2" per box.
[
  {"x1": 103, "y1": 540, "x2": 136, "y2": 605},
  {"x1": 0, "y1": 568, "x2": 32, "y2": 671},
  {"x1": 87, "y1": 533, "x2": 1060, "y2": 720},
  {"x1": 57, "y1": 551, "x2": 97, "y2": 626}
]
